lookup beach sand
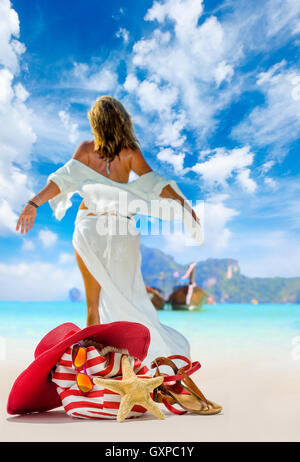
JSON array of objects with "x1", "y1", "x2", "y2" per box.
[{"x1": 1, "y1": 337, "x2": 300, "y2": 442}]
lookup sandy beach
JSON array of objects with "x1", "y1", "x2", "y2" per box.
[{"x1": 1, "y1": 335, "x2": 300, "y2": 443}]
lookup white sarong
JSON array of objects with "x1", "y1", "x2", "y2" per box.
[{"x1": 47, "y1": 159, "x2": 203, "y2": 367}]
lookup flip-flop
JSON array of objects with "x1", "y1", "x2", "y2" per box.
[{"x1": 151, "y1": 355, "x2": 222, "y2": 415}]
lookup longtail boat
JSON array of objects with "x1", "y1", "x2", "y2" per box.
[
  {"x1": 146, "y1": 285, "x2": 165, "y2": 310},
  {"x1": 168, "y1": 263, "x2": 207, "y2": 311}
]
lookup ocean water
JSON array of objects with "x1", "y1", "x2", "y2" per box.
[{"x1": 1, "y1": 302, "x2": 300, "y2": 361}]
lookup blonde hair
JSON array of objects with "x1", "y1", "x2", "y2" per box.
[{"x1": 88, "y1": 95, "x2": 141, "y2": 162}]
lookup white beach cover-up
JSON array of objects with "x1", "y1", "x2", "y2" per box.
[{"x1": 47, "y1": 159, "x2": 203, "y2": 367}]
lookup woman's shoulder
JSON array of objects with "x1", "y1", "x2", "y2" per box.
[
  {"x1": 73, "y1": 141, "x2": 131, "y2": 163},
  {"x1": 72, "y1": 141, "x2": 93, "y2": 165},
  {"x1": 127, "y1": 148, "x2": 152, "y2": 176}
]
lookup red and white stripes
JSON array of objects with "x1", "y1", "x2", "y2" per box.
[{"x1": 52, "y1": 344, "x2": 151, "y2": 420}]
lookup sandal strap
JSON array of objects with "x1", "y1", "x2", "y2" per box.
[
  {"x1": 162, "y1": 399, "x2": 187, "y2": 415},
  {"x1": 151, "y1": 355, "x2": 201, "y2": 384},
  {"x1": 165, "y1": 355, "x2": 192, "y2": 367},
  {"x1": 151, "y1": 356, "x2": 180, "y2": 373},
  {"x1": 163, "y1": 361, "x2": 200, "y2": 384},
  {"x1": 152, "y1": 383, "x2": 187, "y2": 416},
  {"x1": 151, "y1": 357, "x2": 181, "y2": 388},
  {"x1": 179, "y1": 368, "x2": 209, "y2": 405},
  {"x1": 151, "y1": 355, "x2": 192, "y2": 372},
  {"x1": 151, "y1": 355, "x2": 209, "y2": 413}
]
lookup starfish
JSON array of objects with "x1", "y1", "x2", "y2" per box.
[{"x1": 93, "y1": 355, "x2": 165, "y2": 422}]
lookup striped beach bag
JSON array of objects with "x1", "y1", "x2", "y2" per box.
[{"x1": 52, "y1": 344, "x2": 152, "y2": 420}]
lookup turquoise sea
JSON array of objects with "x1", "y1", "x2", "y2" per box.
[{"x1": 1, "y1": 302, "x2": 300, "y2": 363}]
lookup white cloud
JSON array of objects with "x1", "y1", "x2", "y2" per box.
[
  {"x1": 129, "y1": 77, "x2": 179, "y2": 114},
  {"x1": 30, "y1": 98, "x2": 90, "y2": 163},
  {"x1": 233, "y1": 174, "x2": 300, "y2": 231},
  {"x1": 201, "y1": 194, "x2": 239, "y2": 252},
  {"x1": 58, "y1": 110, "x2": 79, "y2": 144},
  {"x1": 53, "y1": 0, "x2": 300, "y2": 166},
  {"x1": 231, "y1": 60, "x2": 300, "y2": 156},
  {"x1": 191, "y1": 146, "x2": 256, "y2": 191},
  {"x1": 124, "y1": 73, "x2": 139, "y2": 92},
  {"x1": 116, "y1": 27, "x2": 129, "y2": 43},
  {"x1": 156, "y1": 112, "x2": 187, "y2": 148},
  {"x1": 144, "y1": 0, "x2": 204, "y2": 34},
  {"x1": 157, "y1": 148, "x2": 185, "y2": 173},
  {"x1": 0, "y1": 258, "x2": 83, "y2": 301},
  {"x1": 71, "y1": 62, "x2": 118, "y2": 92},
  {"x1": 124, "y1": 71, "x2": 187, "y2": 148},
  {"x1": 0, "y1": 0, "x2": 37, "y2": 235},
  {"x1": 217, "y1": 0, "x2": 300, "y2": 57},
  {"x1": 158, "y1": 192, "x2": 239, "y2": 258},
  {"x1": 265, "y1": 0, "x2": 300, "y2": 39},
  {"x1": 53, "y1": 0, "x2": 300, "y2": 165},
  {"x1": 0, "y1": 199, "x2": 18, "y2": 235},
  {"x1": 234, "y1": 230, "x2": 300, "y2": 278},
  {"x1": 22, "y1": 239, "x2": 35, "y2": 251},
  {"x1": 0, "y1": 67, "x2": 36, "y2": 166},
  {"x1": 0, "y1": 163, "x2": 35, "y2": 212},
  {"x1": 214, "y1": 60, "x2": 234, "y2": 88},
  {"x1": 261, "y1": 160, "x2": 275, "y2": 173},
  {"x1": 0, "y1": 68, "x2": 14, "y2": 104},
  {"x1": 119, "y1": 0, "x2": 300, "y2": 161},
  {"x1": 121, "y1": 4, "x2": 262, "y2": 172},
  {"x1": 264, "y1": 177, "x2": 277, "y2": 189},
  {"x1": 59, "y1": 252, "x2": 74, "y2": 264},
  {"x1": 155, "y1": 181, "x2": 300, "y2": 277},
  {"x1": 125, "y1": 1, "x2": 248, "y2": 150},
  {"x1": 0, "y1": 0, "x2": 25, "y2": 73},
  {"x1": 14, "y1": 82, "x2": 29, "y2": 102},
  {"x1": 158, "y1": 231, "x2": 194, "y2": 256},
  {"x1": 236, "y1": 168, "x2": 257, "y2": 194},
  {"x1": 38, "y1": 229, "x2": 58, "y2": 249}
]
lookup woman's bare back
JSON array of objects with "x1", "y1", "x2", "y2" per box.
[
  {"x1": 72, "y1": 141, "x2": 198, "y2": 222},
  {"x1": 74, "y1": 140, "x2": 137, "y2": 211}
]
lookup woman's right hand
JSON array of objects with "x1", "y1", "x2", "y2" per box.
[{"x1": 16, "y1": 203, "x2": 37, "y2": 234}]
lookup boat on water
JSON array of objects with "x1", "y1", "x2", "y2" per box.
[
  {"x1": 145, "y1": 285, "x2": 165, "y2": 310},
  {"x1": 168, "y1": 263, "x2": 207, "y2": 311}
]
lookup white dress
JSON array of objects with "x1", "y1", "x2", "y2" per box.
[{"x1": 47, "y1": 158, "x2": 203, "y2": 368}]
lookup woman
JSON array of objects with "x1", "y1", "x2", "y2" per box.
[{"x1": 16, "y1": 96, "x2": 202, "y2": 366}]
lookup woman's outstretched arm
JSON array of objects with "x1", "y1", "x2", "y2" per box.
[
  {"x1": 159, "y1": 184, "x2": 200, "y2": 225},
  {"x1": 130, "y1": 148, "x2": 200, "y2": 225},
  {"x1": 16, "y1": 180, "x2": 61, "y2": 234}
]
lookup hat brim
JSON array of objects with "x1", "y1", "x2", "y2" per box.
[{"x1": 7, "y1": 321, "x2": 150, "y2": 415}]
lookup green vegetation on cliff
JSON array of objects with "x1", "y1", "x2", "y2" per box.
[{"x1": 140, "y1": 245, "x2": 300, "y2": 303}]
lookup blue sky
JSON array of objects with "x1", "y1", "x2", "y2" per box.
[{"x1": 0, "y1": 0, "x2": 300, "y2": 300}]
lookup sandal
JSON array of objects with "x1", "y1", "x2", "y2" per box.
[{"x1": 151, "y1": 355, "x2": 222, "y2": 415}]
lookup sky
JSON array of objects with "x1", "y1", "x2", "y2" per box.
[{"x1": 0, "y1": 0, "x2": 300, "y2": 300}]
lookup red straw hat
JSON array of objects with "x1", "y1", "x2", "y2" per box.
[{"x1": 7, "y1": 321, "x2": 150, "y2": 415}]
